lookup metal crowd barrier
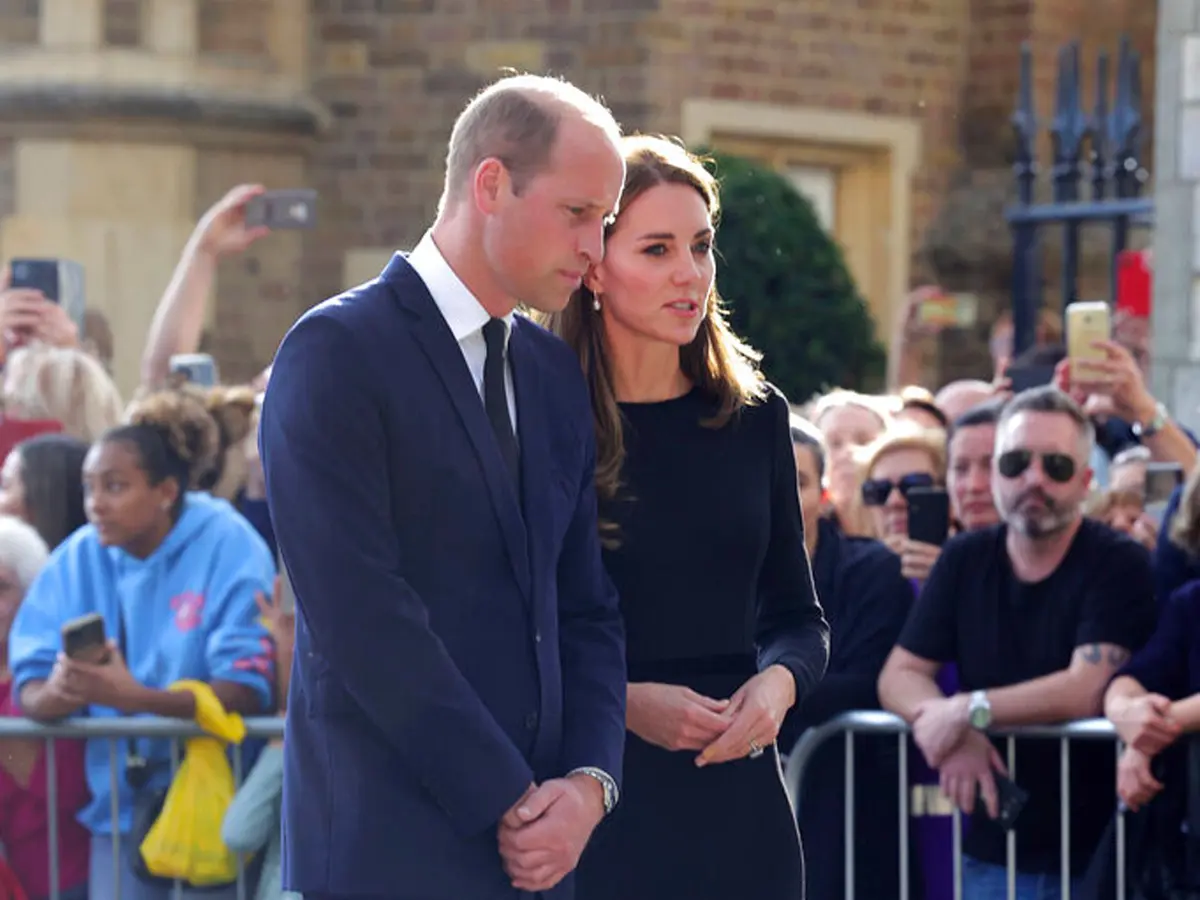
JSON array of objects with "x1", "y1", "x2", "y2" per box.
[
  {"x1": 0, "y1": 716, "x2": 285, "y2": 900},
  {"x1": 782, "y1": 711, "x2": 1124, "y2": 900}
]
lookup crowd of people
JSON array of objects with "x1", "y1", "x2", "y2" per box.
[
  {"x1": 0, "y1": 69, "x2": 1196, "y2": 900},
  {"x1": 0, "y1": 185, "x2": 297, "y2": 900}
]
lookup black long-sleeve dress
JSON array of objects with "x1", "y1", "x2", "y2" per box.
[{"x1": 574, "y1": 386, "x2": 830, "y2": 900}]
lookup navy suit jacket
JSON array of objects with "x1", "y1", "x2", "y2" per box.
[{"x1": 260, "y1": 254, "x2": 627, "y2": 899}]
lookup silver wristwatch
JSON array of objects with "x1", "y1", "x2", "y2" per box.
[
  {"x1": 567, "y1": 766, "x2": 619, "y2": 815},
  {"x1": 1132, "y1": 402, "x2": 1169, "y2": 439},
  {"x1": 967, "y1": 690, "x2": 992, "y2": 730}
]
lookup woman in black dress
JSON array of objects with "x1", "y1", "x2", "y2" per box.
[{"x1": 547, "y1": 135, "x2": 830, "y2": 899}]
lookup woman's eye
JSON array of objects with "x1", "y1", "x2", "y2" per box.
[
  {"x1": 693, "y1": 241, "x2": 712, "y2": 254},
  {"x1": 643, "y1": 244, "x2": 667, "y2": 256}
]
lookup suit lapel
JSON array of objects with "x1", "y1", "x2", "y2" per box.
[
  {"x1": 510, "y1": 319, "x2": 552, "y2": 600},
  {"x1": 383, "y1": 255, "x2": 532, "y2": 602}
]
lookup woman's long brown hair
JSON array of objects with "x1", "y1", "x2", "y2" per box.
[{"x1": 540, "y1": 135, "x2": 766, "y2": 525}]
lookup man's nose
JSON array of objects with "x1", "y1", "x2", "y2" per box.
[{"x1": 579, "y1": 222, "x2": 605, "y2": 265}]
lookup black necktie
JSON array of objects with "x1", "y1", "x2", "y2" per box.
[{"x1": 482, "y1": 318, "x2": 519, "y2": 483}]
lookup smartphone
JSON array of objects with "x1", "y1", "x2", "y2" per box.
[
  {"x1": 61, "y1": 612, "x2": 110, "y2": 664},
  {"x1": 978, "y1": 772, "x2": 1030, "y2": 831},
  {"x1": 244, "y1": 189, "x2": 317, "y2": 230},
  {"x1": 907, "y1": 487, "x2": 951, "y2": 546},
  {"x1": 1145, "y1": 462, "x2": 1184, "y2": 507},
  {"x1": 9, "y1": 258, "x2": 86, "y2": 334},
  {"x1": 1066, "y1": 301, "x2": 1111, "y2": 383},
  {"x1": 169, "y1": 353, "x2": 218, "y2": 388},
  {"x1": 1006, "y1": 362, "x2": 1056, "y2": 394},
  {"x1": 918, "y1": 292, "x2": 979, "y2": 329}
]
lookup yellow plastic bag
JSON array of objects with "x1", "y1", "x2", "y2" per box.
[{"x1": 139, "y1": 680, "x2": 247, "y2": 886}]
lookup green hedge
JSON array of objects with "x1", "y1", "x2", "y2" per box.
[{"x1": 704, "y1": 150, "x2": 886, "y2": 403}]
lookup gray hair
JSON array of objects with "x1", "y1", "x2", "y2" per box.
[
  {"x1": 439, "y1": 74, "x2": 621, "y2": 215},
  {"x1": 999, "y1": 385, "x2": 1095, "y2": 456},
  {"x1": 0, "y1": 514, "x2": 49, "y2": 591}
]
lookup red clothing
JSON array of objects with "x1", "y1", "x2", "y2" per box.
[{"x1": 0, "y1": 680, "x2": 89, "y2": 898}]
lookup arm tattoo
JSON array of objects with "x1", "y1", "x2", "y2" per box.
[{"x1": 1082, "y1": 643, "x2": 1103, "y2": 664}]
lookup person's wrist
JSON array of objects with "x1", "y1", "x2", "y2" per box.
[
  {"x1": 1130, "y1": 392, "x2": 1161, "y2": 429},
  {"x1": 567, "y1": 772, "x2": 606, "y2": 822},
  {"x1": 763, "y1": 664, "x2": 797, "y2": 708},
  {"x1": 952, "y1": 692, "x2": 972, "y2": 725}
]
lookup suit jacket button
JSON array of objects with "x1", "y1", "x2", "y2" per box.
[
  {"x1": 525, "y1": 712, "x2": 538, "y2": 730},
  {"x1": 534, "y1": 631, "x2": 542, "y2": 643}
]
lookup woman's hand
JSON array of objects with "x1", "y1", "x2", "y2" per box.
[
  {"x1": 900, "y1": 539, "x2": 941, "y2": 582},
  {"x1": 59, "y1": 642, "x2": 149, "y2": 714},
  {"x1": 695, "y1": 665, "x2": 796, "y2": 767},
  {"x1": 194, "y1": 184, "x2": 271, "y2": 258},
  {"x1": 626, "y1": 682, "x2": 730, "y2": 752}
]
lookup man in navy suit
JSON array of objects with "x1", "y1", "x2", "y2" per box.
[{"x1": 260, "y1": 74, "x2": 628, "y2": 899}]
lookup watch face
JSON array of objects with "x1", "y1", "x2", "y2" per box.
[{"x1": 969, "y1": 707, "x2": 990, "y2": 729}]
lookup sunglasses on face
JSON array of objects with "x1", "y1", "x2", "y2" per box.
[
  {"x1": 861, "y1": 472, "x2": 935, "y2": 507},
  {"x1": 996, "y1": 449, "x2": 1077, "y2": 483}
]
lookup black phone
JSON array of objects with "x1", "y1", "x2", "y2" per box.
[
  {"x1": 1145, "y1": 462, "x2": 1184, "y2": 505},
  {"x1": 61, "y1": 612, "x2": 109, "y2": 664},
  {"x1": 9, "y1": 257, "x2": 87, "y2": 333},
  {"x1": 1007, "y1": 362, "x2": 1056, "y2": 393},
  {"x1": 980, "y1": 772, "x2": 1029, "y2": 831},
  {"x1": 244, "y1": 189, "x2": 317, "y2": 230},
  {"x1": 906, "y1": 486, "x2": 951, "y2": 546}
]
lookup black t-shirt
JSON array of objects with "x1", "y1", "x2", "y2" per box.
[{"x1": 898, "y1": 519, "x2": 1156, "y2": 874}]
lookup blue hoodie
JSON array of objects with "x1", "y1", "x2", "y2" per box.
[{"x1": 8, "y1": 492, "x2": 276, "y2": 835}]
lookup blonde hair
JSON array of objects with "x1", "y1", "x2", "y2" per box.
[
  {"x1": 859, "y1": 423, "x2": 948, "y2": 482},
  {"x1": 541, "y1": 135, "x2": 765, "y2": 519},
  {"x1": 810, "y1": 389, "x2": 891, "y2": 431},
  {"x1": 4, "y1": 342, "x2": 123, "y2": 442}
]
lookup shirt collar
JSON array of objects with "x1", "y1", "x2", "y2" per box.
[{"x1": 408, "y1": 232, "x2": 513, "y2": 344}]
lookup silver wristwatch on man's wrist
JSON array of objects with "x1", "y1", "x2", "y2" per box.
[{"x1": 567, "y1": 766, "x2": 619, "y2": 815}]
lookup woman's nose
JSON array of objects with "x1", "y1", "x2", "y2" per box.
[{"x1": 885, "y1": 487, "x2": 907, "y2": 509}]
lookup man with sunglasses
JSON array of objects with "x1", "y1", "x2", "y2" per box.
[{"x1": 879, "y1": 386, "x2": 1156, "y2": 899}]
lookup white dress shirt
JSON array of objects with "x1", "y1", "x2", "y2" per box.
[{"x1": 407, "y1": 232, "x2": 518, "y2": 437}]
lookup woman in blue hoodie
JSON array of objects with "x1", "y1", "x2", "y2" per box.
[{"x1": 7, "y1": 389, "x2": 276, "y2": 900}]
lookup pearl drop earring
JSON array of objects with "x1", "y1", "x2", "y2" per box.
[{"x1": 593, "y1": 297, "x2": 601, "y2": 312}]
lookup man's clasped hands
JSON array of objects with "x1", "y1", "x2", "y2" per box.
[{"x1": 498, "y1": 665, "x2": 797, "y2": 892}]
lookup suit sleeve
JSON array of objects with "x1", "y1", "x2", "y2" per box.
[
  {"x1": 261, "y1": 312, "x2": 534, "y2": 837},
  {"x1": 554, "y1": 382, "x2": 628, "y2": 784}
]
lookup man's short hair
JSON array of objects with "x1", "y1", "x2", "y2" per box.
[
  {"x1": 789, "y1": 413, "x2": 826, "y2": 482},
  {"x1": 439, "y1": 74, "x2": 620, "y2": 214},
  {"x1": 949, "y1": 397, "x2": 1004, "y2": 439},
  {"x1": 998, "y1": 385, "x2": 1095, "y2": 454}
]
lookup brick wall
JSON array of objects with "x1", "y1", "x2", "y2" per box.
[
  {"x1": 179, "y1": 0, "x2": 1154, "y2": 385},
  {"x1": 303, "y1": 0, "x2": 662, "y2": 305},
  {"x1": 0, "y1": 0, "x2": 39, "y2": 45}
]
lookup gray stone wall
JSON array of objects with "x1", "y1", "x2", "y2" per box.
[{"x1": 1153, "y1": 0, "x2": 1200, "y2": 432}]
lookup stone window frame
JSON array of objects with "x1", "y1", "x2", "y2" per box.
[{"x1": 680, "y1": 98, "x2": 920, "y2": 340}]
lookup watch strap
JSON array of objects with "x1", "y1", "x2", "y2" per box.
[{"x1": 567, "y1": 766, "x2": 619, "y2": 815}]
